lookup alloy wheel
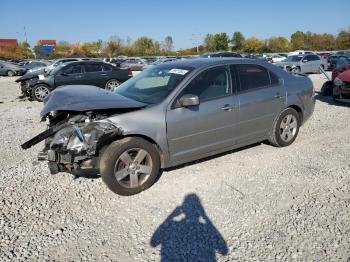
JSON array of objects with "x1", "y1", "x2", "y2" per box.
[
  {"x1": 279, "y1": 114, "x2": 298, "y2": 142},
  {"x1": 106, "y1": 80, "x2": 120, "y2": 91},
  {"x1": 114, "y1": 148, "x2": 153, "y2": 189},
  {"x1": 34, "y1": 86, "x2": 50, "y2": 101}
]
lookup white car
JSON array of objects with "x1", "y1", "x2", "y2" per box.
[{"x1": 270, "y1": 55, "x2": 286, "y2": 63}]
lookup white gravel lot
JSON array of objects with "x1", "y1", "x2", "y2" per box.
[{"x1": 0, "y1": 73, "x2": 349, "y2": 261}]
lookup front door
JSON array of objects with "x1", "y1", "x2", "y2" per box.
[
  {"x1": 234, "y1": 64, "x2": 286, "y2": 144},
  {"x1": 55, "y1": 64, "x2": 85, "y2": 87},
  {"x1": 166, "y1": 66, "x2": 239, "y2": 163}
]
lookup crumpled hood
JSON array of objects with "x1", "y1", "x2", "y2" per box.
[
  {"x1": 41, "y1": 85, "x2": 146, "y2": 117},
  {"x1": 15, "y1": 72, "x2": 40, "y2": 82}
]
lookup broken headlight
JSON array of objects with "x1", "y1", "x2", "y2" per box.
[{"x1": 50, "y1": 121, "x2": 119, "y2": 155}]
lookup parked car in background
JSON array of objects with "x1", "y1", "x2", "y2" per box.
[
  {"x1": 120, "y1": 58, "x2": 148, "y2": 71},
  {"x1": 23, "y1": 61, "x2": 51, "y2": 71},
  {"x1": 269, "y1": 54, "x2": 286, "y2": 63},
  {"x1": 0, "y1": 60, "x2": 26, "y2": 76},
  {"x1": 22, "y1": 58, "x2": 315, "y2": 196},
  {"x1": 276, "y1": 54, "x2": 326, "y2": 73},
  {"x1": 200, "y1": 52, "x2": 242, "y2": 58},
  {"x1": 331, "y1": 56, "x2": 350, "y2": 80},
  {"x1": 17, "y1": 61, "x2": 132, "y2": 101},
  {"x1": 333, "y1": 68, "x2": 350, "y2": 102},
  {"x1": 288, "y1": 50, "x2": 314, "y2": 56},
  {"x1": 328, "y1": 54, "x2": 350, "y2": 71}
]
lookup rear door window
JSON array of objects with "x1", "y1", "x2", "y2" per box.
[
  {"x1": 85, "y1": 64, "x2": 102, "y2": 73},
  {"x1": 236, "y1": 64, "x2": 270, "y2": 92}
]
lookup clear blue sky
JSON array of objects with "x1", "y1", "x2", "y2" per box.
[{"x1": 1, "y1": 0, "x2": 349, "y2": 49}]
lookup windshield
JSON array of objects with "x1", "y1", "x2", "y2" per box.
[
  {"x1": 45, "y1": 64, "x2": 65, "y2": 76},
  {"x1": 285, "y1": 55, "x2": 303, "y2": 62},
  {"x1": 115, "y1": 65, "x2": 193, "y2": 104}
]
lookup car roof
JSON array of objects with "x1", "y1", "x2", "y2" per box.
[{"x1": 156, "y1": 57, "x2": 253, "y2": 69}]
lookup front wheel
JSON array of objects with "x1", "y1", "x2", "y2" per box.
[
  {"x1": 100, "y1": 137, "x2": 160, "y2": 196},
  {"x1": 269, "y1": 108, "x2": 300, "y2": 147},
  {"x1": 32, "y1": 84, "x2": 50, "y2": 102},
  {"x1": 7, "y1": 70, "x2": 15, "y2": 77},
  {"x1": 105, "y1": 79, "x2": 121, "y2": 91}
]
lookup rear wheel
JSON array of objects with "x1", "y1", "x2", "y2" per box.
[
  {"x1": 269, "y1": 108, "x2": 300, "y2": 147},
  {"x1": 7, "y1": 70, "x2": 15, "y2": 77},
  {"x1": 32, "y1": 84, "x2": 50, "y2": 102},
  {"x1": 100, "y1": 137, "x2": 160, "y2": 196},
  {"x1": 105, "y1": 79, "x2": 121, "y2": 91}
]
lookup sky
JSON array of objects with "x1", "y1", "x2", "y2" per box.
[{"x1": 1, "y1": 0, "x2": 349, "y2": 49}]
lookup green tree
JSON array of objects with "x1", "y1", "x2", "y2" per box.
[
  {"x1": 133, "y1": 36, "x2": 154, "y2": 55},
  {"x1": 204, "y1": 34, "x2": 215, "y2": 52},
  {"x1": 336, "y1": 30, "x2": 350, "y2": 50},
  {"x1": 231, "y1": 31, "x2": 245, "y2": 51},
  {"x1": 267, "y1": 37, "x2": 290, "y2": 52},
  {"x1": 290, "y1": 31, "x2": 305, "y2": 50},
  {"x1": 213, "y1": 33, "x2": 229, "y2": 51}
]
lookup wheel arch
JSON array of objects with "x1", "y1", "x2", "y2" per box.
[
  {"x1": 286, "y1": 104, "x2": 303, "y2": 124},
  {"x1": 97, "y1": 133, "x2": 166, "y2": 168}
]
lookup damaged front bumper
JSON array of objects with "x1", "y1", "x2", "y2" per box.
[{"x1": 22, "y1": 116, "x2": 123, "y2": 174}]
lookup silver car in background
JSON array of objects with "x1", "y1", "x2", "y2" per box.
[
  {"x1": 22, "y1": 58, "x2": 315, "y2": 196},
  {"x1": 276, "y1": 54, "x2": 327, "y2": 73}
]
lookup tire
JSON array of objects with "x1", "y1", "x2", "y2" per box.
[
  {"x1": 320, "y1": 81, "x2": 333, "y2": 96},
  {"x1": 100, "y1": 137, "x2": 160, "y2": 196},
  {"x1": 269, "y1": 108, "x2": 300, "y2": 147},
  {"x1": 105, "y1": 79, "x2": 121, "y2": 91},
  {"x1": 31, "y1": 84, "x2": 51, "y2": 102},
  {"x1": 7, "y1": 70, "x2": 15, "y2": 77}
]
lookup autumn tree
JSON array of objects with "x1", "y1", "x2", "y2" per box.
[
  {"x1": 336, "y1": 30, "x2": 350, "y2": 50},
  {"x1": 244, "y1": 38, "x2": 263, "y2": 53}
]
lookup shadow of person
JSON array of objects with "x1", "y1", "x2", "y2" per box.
[{"x1": 150, "y1": 194, "x2": 228, "y2": 261}]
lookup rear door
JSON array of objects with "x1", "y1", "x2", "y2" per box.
[
  {"x1": 82, "y1": 63, "x2": 105, "y2": 87},
  {"x1": 54, "y1": 64, "x2": 84, "y2": 87},
  {"x1": 234, "y1": 64, "x2": 286, "y2": 144},
  {"x1": 166, "y1": 65, "x2": 239, "y2": 163}
]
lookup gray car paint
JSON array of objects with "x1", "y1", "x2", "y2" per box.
[
  {"x1": 276, "y1": 54, "x2": 326, "y2": 73},
  {"x1": 95, "y1": 58, "x2": 315, "y2": 168}
]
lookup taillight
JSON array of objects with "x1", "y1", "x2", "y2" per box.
[{"x1": 128, "y1": 71, "x2": 133, "y2": 77}]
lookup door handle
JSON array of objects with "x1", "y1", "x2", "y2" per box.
[
  {"x1": 100, "y1": 73, "x2": 107, "y2": 76},
  {"x1": 221, "y1": 104, "x2": 234, "y2": 111},
  {"x1": 274, "y1": 93, "x2": 284, "y2": 99}
]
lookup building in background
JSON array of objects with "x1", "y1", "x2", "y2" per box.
[
  {"x1": 0, "y1": 39, "x2": 18, "y2": 52},
  {"x1": 38, "y1": 39, "x2": 56, "y2": 55}
]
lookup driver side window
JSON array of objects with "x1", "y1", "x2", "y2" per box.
[{"x1": 181, "y1": 66, "x2": 231, "y2": 101}]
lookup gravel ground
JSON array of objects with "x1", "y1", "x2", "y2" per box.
[{"x1": 0, "y1": 73, "x2": 349, "y2": 261}]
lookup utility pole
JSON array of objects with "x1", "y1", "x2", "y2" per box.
[{"x1": 24, "y1": 26, "x2": 28, "y2": 43}]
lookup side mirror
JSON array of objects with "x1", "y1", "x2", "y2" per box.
[
  {"x1": 178, "y1": 94, "x2": 200, "y2": 107},
  {"x1": 61, "y1": 72, "x2": 68, "y2": 76},
  {"x1": 302, "y1": 59, "x2": 308, "y2": 63}
]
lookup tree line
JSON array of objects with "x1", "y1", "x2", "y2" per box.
[{"x1": 0, "y1": 28, "x2": 349, "y2": 60}]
